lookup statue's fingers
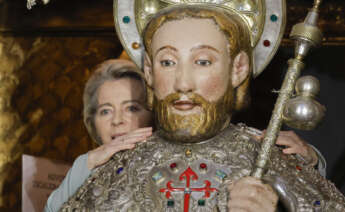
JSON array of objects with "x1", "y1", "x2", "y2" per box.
[
  {"x1": 229, "y1": 196, "x2": 277, "y2": 212},
  {"x1": 229, "y1": 181, "x2": 277, "y2": 212}
]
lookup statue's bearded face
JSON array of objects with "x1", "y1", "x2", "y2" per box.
[{"x1": 144, "y1": 18, "x2": 249, "y2": 142}]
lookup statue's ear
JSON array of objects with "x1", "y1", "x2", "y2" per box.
[
  {"x1": 144, "y1": 52, "x2": 153, "y2": 87},
  {"x1": 231, "y1": 51, "x2": 249, "y2": 88}
]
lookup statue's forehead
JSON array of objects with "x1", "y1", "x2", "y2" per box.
[
  {"x1": 156, "y1": 15, "x2": 223, "y2": 29},
  {"x1": 151, "y1": 18, "x2": 230, "y2": 52},
  {"x1": 153, "y1": 17, "x2": 222, "y2": 36}
]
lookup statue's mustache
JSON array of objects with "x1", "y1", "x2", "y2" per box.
[{"x1": 161, "y1": 92, "x2": 210, "y2": 106}]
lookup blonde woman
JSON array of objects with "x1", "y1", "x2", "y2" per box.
[{"x1": 44, "y1": 59, "x2": 152, "y2": 212}]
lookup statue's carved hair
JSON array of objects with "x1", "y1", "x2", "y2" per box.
[
  {"x1": 83, "y1": 59, "x2": 146, "y2": 144},
  {"x1": 143, "y1": 6, "x2": 252, "y2": 111}
]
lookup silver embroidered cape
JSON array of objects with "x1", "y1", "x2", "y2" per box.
[{"x1": 60, "y1": 124, "x2": 345, "y2": 211}]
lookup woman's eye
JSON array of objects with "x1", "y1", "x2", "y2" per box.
[
  {"x1": 99, "y1": 109, "x2": 111, "y2": 116},
  {"x1": 160, "y1": 60, "x2": 176, "y2": 67},
  {"x1": 195, "y1": 59, "x2": 212, "y2": 66},
  {"x1": 127, "y1": 105, "x2": 141, "y2": 112}
]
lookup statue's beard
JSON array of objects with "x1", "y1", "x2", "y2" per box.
[{"x1": 153, "y1": 90, "x2": 234, "y2": 143}]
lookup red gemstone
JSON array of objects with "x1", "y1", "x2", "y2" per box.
[
  {"x1": 170, "y1": 163, "x2": 177, "y2": 169},
  {"x1": 296, "y1": 165, "x2": 302, "y2": 171},
  {"x1": 263, "y1": 40, "x2": 271, "y2": 47},
  {"x1": 200, "y1": 163, "x2": 207, "y2": 169}
]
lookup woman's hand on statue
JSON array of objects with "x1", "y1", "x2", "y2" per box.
[
  {"x1": 255, "y1": 130, "x2": 318, "y2": 166},
  {"x1": 87, "y1": 127, "x2": 152, "y2": 170},
  {"x1": 227, "y1": 176, "x2": 278, "y2": 212}
]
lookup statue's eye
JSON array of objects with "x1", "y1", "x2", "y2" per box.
[
  {"x1": 195, "y1": 60, "x2": 212, "y2": 66},
  {"x1": 160, "y1": 60, "x2": 176, "y2": 67}
]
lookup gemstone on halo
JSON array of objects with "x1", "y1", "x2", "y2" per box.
[
  {"x1": 123, "y1": 16, "x2": 131, "y2": 24},
  {"x1": 132, "y1": 42, "x2": 141, "y2": 49},
  {"x1": 263, "y1": 39, "x2": 271, "y2": 47},
  {"x1": 270, "y1": 14, "x2": 278, "y2": 22}
]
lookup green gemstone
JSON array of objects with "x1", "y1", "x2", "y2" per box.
[
  {"x1": 270, "y1": 14, "x2": 278, "y2": 22},
  {"x1": 215, "y1": 170, "x2": 227, "y2": 180},
  {"x1": 152, "y1": 171, "x2": 163, "y2": 182},
  {"x1": 123, "y1": 16, "x2": 130, "y2": 24},
  {"x1": 167, "y1": 200, "x2": 175, "y2": 207},
  {"x1": 198, "y1": 199, "x2": 206, "y2": 206}
]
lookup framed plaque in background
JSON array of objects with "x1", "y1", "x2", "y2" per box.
[{"x1": 22, "y1": 154, "x2": 71, "y2": 212}]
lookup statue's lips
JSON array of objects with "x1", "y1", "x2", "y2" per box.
[{"x1": 173, "y1": 100, "x2": 198, "y2": 111}]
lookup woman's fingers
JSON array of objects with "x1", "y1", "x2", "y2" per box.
[
  {"x1": 88, "y1": 143, "x2": 136, "y2": 169},
  {"x1": 275, "y1": 135, "x2": 297, "y2": 146},
  {"x1": 260, "y1": 130, "x2": 302, "y2": 149},
  {"x1": 125, "y1": 127, "x2": 152, "y2": 136},
  {"x1": 88, "y1": 128, "x2": 153, "y2": 170},
  {"x1": 113, "y1": 131, "x2": 152, "y2": 145},
  {"x1": 255, "y1": 130, "x2": 318, "y2": 166},
  {"x1": 114, "y1": 135, "x2": 149, "y2": 145},
  {"x1": 131, "y1": 127, "x2": 153, "y2": 132},
  {"x1": 283, "y1": 147, "x2": 301, "y2": 155},
  {"x1": 111, "y1": 143, "x2": 136, "y2": 152},
  {"x1": 115, "y1": 127, "x2": 152, "y2": 140}
]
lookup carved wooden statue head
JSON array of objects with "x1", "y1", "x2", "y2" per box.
[{"x1": 142, "y1": 7, "x2": 252, "y2": 142}]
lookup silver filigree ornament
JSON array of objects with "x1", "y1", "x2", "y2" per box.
[
  {"x1": 26, "y1": 0, "x2": 50, "y2": 10},
  {"x1": 26, "y1": 0, "x2": 36, "y2": 10}
]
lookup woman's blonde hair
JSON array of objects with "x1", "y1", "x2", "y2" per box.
[{"x1": 83, "y1": 59, "x2": 146, "y2": 144}]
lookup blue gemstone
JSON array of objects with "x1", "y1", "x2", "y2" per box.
[
  {"x1": 270, "y1": 14, "x2": 278, "y2": 22},
  {"x1": 313, "y1": 200, "x2": 321, "y2": 206},
  {"x1": 123, "y1": 16, "x2": 131, "y2": 24},
  {"x1": 116, "y1": 167, "x2": 124, "y2": 174}
]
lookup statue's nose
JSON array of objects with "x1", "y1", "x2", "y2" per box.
[{"x1": 173, "y1": 65, "x2": 195, "y2": 93}]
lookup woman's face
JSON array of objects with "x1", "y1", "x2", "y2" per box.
[{"x1": 94, "y1": 78, "x2": 152, "y2": 144}]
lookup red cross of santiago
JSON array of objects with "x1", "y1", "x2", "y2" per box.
[{"x1": 159, "y1": 167, "x2": 218, "y2": 212}]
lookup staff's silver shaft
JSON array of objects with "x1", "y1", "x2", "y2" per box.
[{"x1": 252, "y1": 0, "x2": 323, "y2": 179}]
